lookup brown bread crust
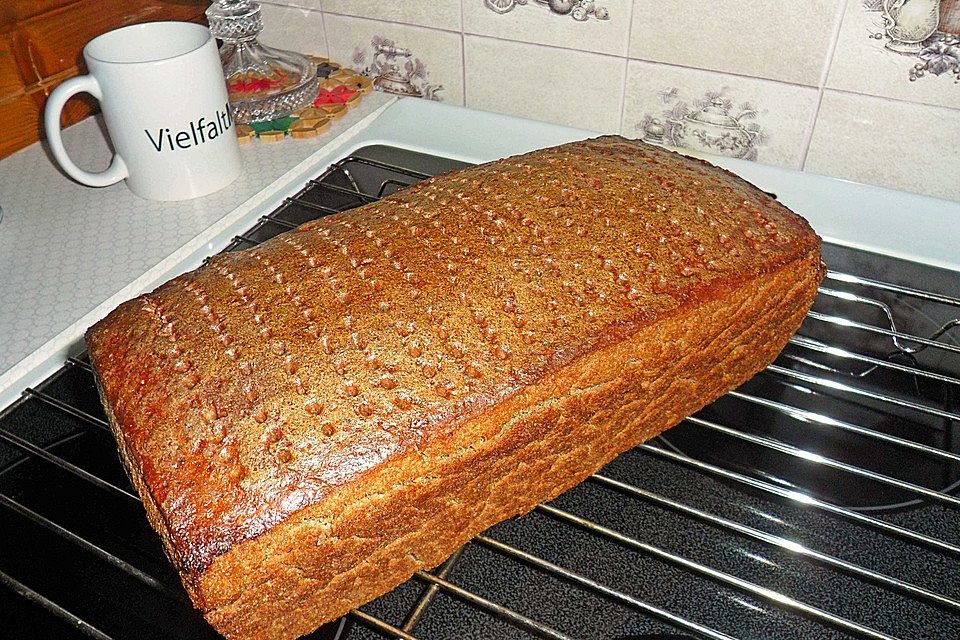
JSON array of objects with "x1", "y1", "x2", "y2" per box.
[{"x1": 86, "y1": 136, "x2": 823, "y2": 640}]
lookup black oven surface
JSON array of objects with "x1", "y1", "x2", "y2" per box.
[{"x1": 1, "y1": 146, "x2": 958, "y2": 640}]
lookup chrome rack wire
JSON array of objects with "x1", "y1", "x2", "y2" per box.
[{"x1": 1, "y1": 149, "x2": 958, "y2": 640}]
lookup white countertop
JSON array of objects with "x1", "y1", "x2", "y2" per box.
[{"x1": 1, "y1": 96, "x2": 957, "y2": 412}]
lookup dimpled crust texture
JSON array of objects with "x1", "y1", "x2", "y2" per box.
[{"x1": 86, "y1": 136, "x2": 823, "y2": 640}]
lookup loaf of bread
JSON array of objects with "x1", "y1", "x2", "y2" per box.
[{"x1": 86, "y1": 136, "x2": 823, "y2": 640}]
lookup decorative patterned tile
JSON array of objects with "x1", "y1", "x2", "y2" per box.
[
  {"x1": 620, "y1": 60, "x2": 819, "y2": 169},
  {"x1": 463, "y1": 0, "x2": 631, "y2": 56},
  {"x1": 826, "y1": 1, "x2": 960, "y2": 109},
  {"x1": 463, "y1": 35, "x2": 625, "y2": 131},
  {"x1": 321, "y1": 0, "x2": 461, "y2": 31},
  {"x1": 628, "y1": 0, "x2": 842, "y2": 86},
  {"x1": 259, "y1": 3, "x2": 328, "y2": 56},
  {"x1": 323, "y1": 14, "x2": 464, "y2": 104},
  {"x1": 805, "y1": 90, "x2": 960, "y2": 201}
]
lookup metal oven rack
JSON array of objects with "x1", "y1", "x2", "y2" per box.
[{"x1": 1, "y1": 146, "x2": 958, "y2": 640}]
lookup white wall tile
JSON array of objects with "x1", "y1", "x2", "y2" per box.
[
  {"x1": 628, "y1": 0, "x2": 842, "y2": 86},
  {"x1": 463, "y1": 0, "x2": 632, "y2": 57},
  {"x1": 242, "y1": 1, "x2": 960, "y2": 201},
  {"x1": 323, "y1": 14, "x2": 465, "y2": 105},
  {"x1": 263, "y1": 0, "x2": 322, "y2": 8},
  {"x1": 805, "y1": 90, "x2": 960, "y2": 201},
  {"x1": 259, "y1": 3, "x2": 328, "y2": 56},
  {"x1": 463, "y1": 35, "x2": 625, "y2": 131},
  {"x1": 321, "y1": 0, "x2": 462, "y2": 32},
  {"x1": 621, "y1": 60, "x2": 819, "y2": 169},
  {"x1": 826, "y1": 2, "x2": 960, "y2": 110}
]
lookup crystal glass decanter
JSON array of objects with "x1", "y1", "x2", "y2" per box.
[{"x1": 206, "y1": 0, "x2": 318, "y2": 123}]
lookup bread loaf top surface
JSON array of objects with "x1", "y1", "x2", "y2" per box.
[{"x1": 86, "y1": 136, "x2": 820, "y2": 577}]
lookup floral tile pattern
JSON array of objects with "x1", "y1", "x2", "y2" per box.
[
  {"x1": 914, "y1": 37, "x2": 960, "y2": 80},
  {"x1": 636, "y1": 88, "x2": 769, "y2": 161},
  {"x1": 350, "y1": 36, "x2": 445, "y2": 101},
  {"x1": 863, "y1": 0, "x2": 960, "y2": 82},
  {"x1": 323, "y1": 13, "x2": 465, "y2": 105},
  {"x1": 621, "y1": 61, "x2": 819, "y2": 169},
  {"x1": 826, "y1": 0, "x2": 960, "y2": 109},
  {"x1": 463, "y1": 0, "x2": 631, "y2": 56},
  {"x1": 258, "y1": 0, "x2": 960, "y2": 200},
  {"x1": 483, "y1": 0, "x2": 612, "y2": 22}
]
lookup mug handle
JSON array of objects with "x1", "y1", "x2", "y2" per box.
[{"x1": 44, "y1": 75, "x2": 128, "y2": 187}]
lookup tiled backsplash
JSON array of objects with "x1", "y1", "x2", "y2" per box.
[{"x1": 258, "y1": 0, "x2": 960, "y2": 201}]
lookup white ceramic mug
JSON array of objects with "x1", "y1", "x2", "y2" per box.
[{"x1": 44, "y1": 21, "x2": 242, "y2": 201}]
